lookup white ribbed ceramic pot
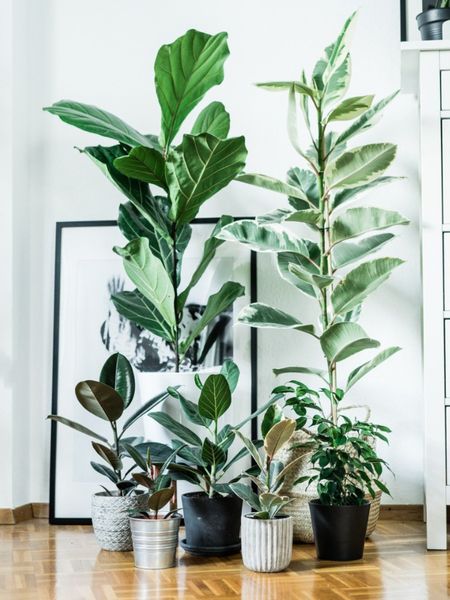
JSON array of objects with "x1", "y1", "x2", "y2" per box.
[{"x1": 241, "y1": 514, "x2": 293, "y2": 573}]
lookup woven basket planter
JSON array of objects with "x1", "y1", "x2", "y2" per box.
[
  {"x1": 91, "y1": 491, "x2": 149, "y2": 551},
  {"x1": 277, "y1": 430, "x2": 382, "y2": 543}
]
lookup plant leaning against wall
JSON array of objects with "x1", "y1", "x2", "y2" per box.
[
  {"x1": 47, "y1": 352, "x2": 175, "y2": 551},
  {"x1": 44, "y1": 29, "x2": 248, "y2": 375},
  {"x1": 217, "y1": 13, "x2": 408, "y2": 559}
]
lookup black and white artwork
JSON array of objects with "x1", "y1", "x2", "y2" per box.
[{"x1": 49, "y1": 219, "x2": 256, "y2": 523}]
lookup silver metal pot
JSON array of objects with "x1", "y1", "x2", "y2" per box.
[
  {"x1": 130, "y1": 514, "x2": 181, "y2": 569},
  {"x1": 241, "y1": 514, "x2": 293, "y2": 572},
  {"x1": 91, "y1": 491, "x2": 149, "y2": 552}
]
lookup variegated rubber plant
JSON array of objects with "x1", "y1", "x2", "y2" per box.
[
  {"x1": 218, "y1": 13, "x2": 409, "y2": 425},
  {"x1": 44, "y1": 30, "x2": 247, "y2": 371}
]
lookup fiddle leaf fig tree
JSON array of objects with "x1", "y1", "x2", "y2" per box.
[
  {"x1": 218, "y1": 13, "x2": 409, "y2": 423},
  {"x1": 44, "y1": 29, "x2": 247, "y2": 372}
]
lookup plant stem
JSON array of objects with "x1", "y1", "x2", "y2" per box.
[
  {"x1": 171, "y1": 223, "x2": 180, "y2": 372},
  {"x1": 316, "y1": 101, "x2": 337, "y2": 424},
  {"x1": 111, "y1": 421, "x2": 122, "y2": 495}
]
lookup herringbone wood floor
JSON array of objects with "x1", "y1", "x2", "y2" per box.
[{"x1": 0, "y1": 520, "x2": 448, "y2": 599}]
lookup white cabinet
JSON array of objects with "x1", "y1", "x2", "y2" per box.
[{"x1": 402, "y1": 41, "x2": 450, "y2": 550}]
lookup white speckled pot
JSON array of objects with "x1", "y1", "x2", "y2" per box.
[
  {"x1": 241, "y1": 514, "x2": 293, "y2": 572},
  {"x1": 91, "y1": 492, "x2": 149, "y2": 552}
]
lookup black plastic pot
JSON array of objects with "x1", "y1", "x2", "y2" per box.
[
  {"x1": 417, "y1": 8, "x2": 450, "y2": 40},
  {"x1": 181, "y1": 492, "x2": 242, "y2": 556},
  {"x1": 309, "y1": 499, "x2": 370, "y2": 561}
]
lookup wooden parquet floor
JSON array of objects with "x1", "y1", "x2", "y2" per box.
[{"x1": 0, "y1": 519, "x2": 449, "y2": 600}]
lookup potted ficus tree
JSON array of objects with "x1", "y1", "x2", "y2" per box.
[
  {"x1": 43, "y1": 29, "x2": 248, "y2": 442},
  {"x1": 217, "y1": 13, "x2": 408, "y2": 553},
  {"x1": 47, "y1": 352, "x2": 173, "y2": 551},
  {"x1": 153, "y1": 360, "x2": 277, "y2": 556},
  {"x1": 288, "y1": 382, "x2": 391, "y2": 561},
  {"x1": 230, "y1": 419, "x2": 299, "y2": 573},
  {"x1": 128, "y1": 448, "x2": 182, "y2": 569},
  {"x1": 417, "y1": 1, "x2": 450, "y2": 40}
]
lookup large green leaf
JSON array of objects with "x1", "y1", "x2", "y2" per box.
[
  {"x1": 177, "y1": 215, "x2": 233, "y2": 310},
  {"x1": 167, "y1": 386, "x2": 210, "y2": 427},
  {"x1": 264, "y1": 419, "x2": 296, "y2": 459},
  {"x1": 323, "y1": 54, "x2": 351, "y2": 108},
  {"x1": 191, "y1": 101, "x2": 230, "y2": 138},
  {"x1": 114, "y1": 146, "x2": 167, "y2": 190},
  {"x1": 289, "y1": 263, "x2": 334, "y2": 290},
  {"x1": 166, "y1": 133, "x2": 247, "y2": 225},
  {"x1": 320, "y1": 322, "x2": 380, "y2": 364},
  {"x1": 155, "y1": 29, "x2": 229, "y2": 148},
  {"x1": 277, "y1": 252, "x2": 318, "y2": 298},
  {"x1": 236, "y1": 173, "x2": 311, "y2": 204},
  {"x1": 202, "y1": 438, "x2": 226, "y2": 467},
  {"x1": 91, "y1": 461, "x2": 119, "y2": 484},
  {"x1": 327, "y1": 95, "x2": 374, "y2": 122},
  {"x1": 238, "y1": 303, "x2": 316, "y2": 336},
  {"x1": 92, "y1": 442, "x2": 122, "y2": 471},
  {"x1": 220, "y1": 359, "x2": 240, "y2": 393},
  {"x1": 75, "y1": 380, "x2": 124, "y2": 422},
  {"x1": 256, "y1": 80, "x2": 316, "y2": 99},
  {"x1": 286, "y1": 167, "x2": 320, "y2": 209},
  {"x1": 346, "y1": 346, "x2": 401, "y2": 391},
  {"x1": 261, "y1": 404, "x2": 283, "y2": 438},
  {"x1": 149, "y1": 412, "x2": 202, "y2": 446},
  {"x1": 218, "y1": 220, "x2": 309, "y2": 255},
  {"x1": 198, "y1": 374, "x2": 231, "y2": 421},
  {"x1": 111, "y1": 290, "x2": 175, "y2": 343},
  {"x1": 117, "y1": 201, "x2": 191, "y2": 286},
  {"x1": 332, "y1": 233, "x2": 394, "y2": 269},
  {"x1": 83, "y1": 145, "x2": 170, "y2": 240},
  {"x1": 332, "y1": 207, "x2": 409, "y2": 244},
  {"x1": 121, "y1": 390, "x2": 171, "y2": 434},
  {"x1": 179, "y1": 281, "x2": 244, "y2": 356},
  {"x1": 230, "y1": 483, "x2": 260, "y2": 511},
  {"x1": 325, "y1": 144, "x2": 397, "y2": 191},
  {"x1": 46, "y1": 416, "x2": 108, "y2": 443},
  {"x1": 331, "y1": 257, "x2": 404, "y2": 316},
  {"x1": 272, "y1": 366, "x2": 327, "y2": 380},
  {"x1": 335, "y1": 91, "x2": 399, "y2": 147},
  {"x1": 113, "y1": 237, "x2": 176, "y2": 333},
  {"x1": 256, "y1": 208, "x2": 320, "y2": 226},
  {"x1": 331, "y1": 176, "x2": 402, "y2": 210},
  {"x1": 100, "y1": 353, "x2": 135, "y2": 408},
  {"x1": 43, "y1": 100, "x2": 152, "y2": 147}
]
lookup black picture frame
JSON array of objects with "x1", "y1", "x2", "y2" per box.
[
  {"x1": 401, "y1": 0, "x2": 407, "y2": 41},
  {"x1": 49, "y1": 218, "x2": 258, "y2": 525}
]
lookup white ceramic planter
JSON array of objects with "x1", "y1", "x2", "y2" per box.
[
  {"x1": 91, "y1": 492, "x2": 149, "y2": 552},
  {"x1": 241, "y1": 514, "x2": 293, "y2": 572}
]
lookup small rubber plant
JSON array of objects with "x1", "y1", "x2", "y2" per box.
[
  {"x1": 217, "y1": 13, "x2": 409, "y2": 427},
  {"x1": 129, "y1": 446, "x2": 182, "y2": 519},
  {"x1": 275, "y1": 381, "x2": 392, "y2": 505},
  {"x1": 44, "y1": 29, "x2": 247, "y2": 372},
  {"x1": 47, "y1": 353, "x2": 172, "y2": 496},
  {"x1": 152, "y1": 360, "x2": 276, "y2": 498},
  {"x1": 230, "y1": 418, "x2": 301, "y2": 519}
]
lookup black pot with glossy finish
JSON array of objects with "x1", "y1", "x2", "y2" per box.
[
  {"x1": 309, "y1": 499, "x2": 370, "y2": 561},
  {"x1": 417, "y1": 7, "x2": 450, "y2": 40},
  {"x1": 181, "y1": 492, "x2": 242, "y2": 556}
]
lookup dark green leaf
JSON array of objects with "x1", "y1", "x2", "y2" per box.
[
  {"x1": 149, "y1": 412, "x2": 202, "y2": 446},
  {"x1": 198, "y1": 374, "x2": 231, "y2": 421},
  {"x1": 100, "y1": 353, "x2": 135, "y2": 408},
  {"x1": 75, "y1": 380, "x2": 124, "y2": 422},
  {"x1": 121, "y1": 390, "x2": 170, "y2": 434},
  {"x1": 92, "y1": 442, "x2": 122, "y2": 470},
  {"x1": 46, "y1": 415, "x2": 108, "y2": 443},
  {"x1": 191, "y1": 101, "x2": 230, "y2": 138},
  {"x1": 114, "y1": 146, "x2": 167, "y2": 190}
]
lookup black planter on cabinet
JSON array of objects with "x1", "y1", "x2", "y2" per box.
[
  {"x1": 309, "y1": 499, "x2": 370, "y2": 561},
  {"x1": 417, "y1": 2, "x2": 450, "y2": 40}
]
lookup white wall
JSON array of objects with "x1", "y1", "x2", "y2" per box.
[{"x1": 5, "y1": 0, "x2": 422, "y2": 505}]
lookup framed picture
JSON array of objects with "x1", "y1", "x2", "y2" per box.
[{"x1": 49, "y1": 219, "x2": 257, "y2": 524}]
